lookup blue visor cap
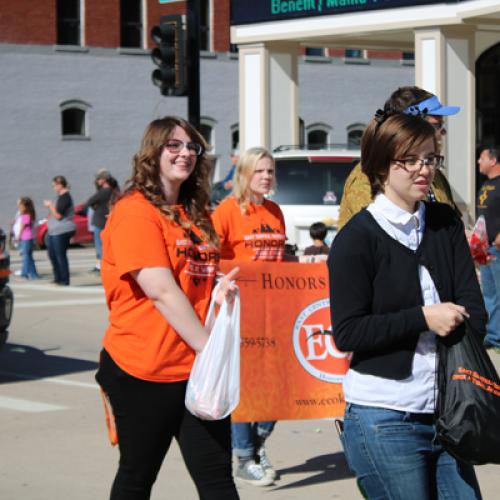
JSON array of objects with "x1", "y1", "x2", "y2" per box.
[{"x1": 404, "y1": 95, "x2": 460, "y2": 116}]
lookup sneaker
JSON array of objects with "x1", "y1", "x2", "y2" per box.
[
  {"x1": 235, "y1": 459, "x2": 274, "y2": 486},
  {"x1": 257, "y1": 445, "x2": 277, "y2": 480}
]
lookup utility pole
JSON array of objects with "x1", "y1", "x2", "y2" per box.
[{"x1": 186, "y1": 0, "x2": 200, "y2": 129}]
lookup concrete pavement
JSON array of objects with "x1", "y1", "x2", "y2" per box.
[{"x1": 1, "y1": 247, "x2": 499, "y2": 499}]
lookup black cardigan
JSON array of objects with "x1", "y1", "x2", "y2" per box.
[{"x1": 328, "y1": 202, "x2": 487, "y2": 380}]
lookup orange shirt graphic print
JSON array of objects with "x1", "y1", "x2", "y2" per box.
[{"x1": 212, "y1": 196, "x2": 287, "y2": 262}]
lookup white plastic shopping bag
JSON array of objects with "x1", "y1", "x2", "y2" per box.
[{"x1": 185, "y1": 286, "x2": 240, "y2": 420}]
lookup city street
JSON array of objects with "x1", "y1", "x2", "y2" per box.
[{"x1": 1, "y1": 247, "x2": 499, "y2": 499}]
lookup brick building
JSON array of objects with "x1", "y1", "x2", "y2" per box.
[{"x1": 0, "y1": 0, "x2": 414, "y2": 230}]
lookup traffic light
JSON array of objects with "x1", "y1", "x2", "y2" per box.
[{"x1": 150, "y1": 15, "x2": 186, "y2": 96}]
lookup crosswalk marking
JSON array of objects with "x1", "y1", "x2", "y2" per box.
[
  {"x1": 15, "y1": 298, "x2": 105, "y2": 308},
  {"x1": 0, "y1": 371, "x2": 98, "y2": 389},
  {"x1": 10, "y1": 283, "x2": 103, "y2": 294},
  {"x1": 0, "y1": 395, "x2": 68, "y2": 413}
]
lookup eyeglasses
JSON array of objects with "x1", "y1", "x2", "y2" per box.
[
  {"x1": 392, "y1": 155, "x2": 444, "y2": 173},
  {"x1": 164, "y1": 140, "x2": 203, "y2": 156}
]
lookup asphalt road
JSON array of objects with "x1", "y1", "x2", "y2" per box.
[{"x1": 1, "y1": 247, "x2": 499, "y2": 500}]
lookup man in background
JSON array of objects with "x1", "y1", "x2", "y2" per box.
[
  {"x1": 476, "y1": 146, "x2": 500, "y2": 351},
  {"x1": 337, "y1": 86, "x2": 460, "y2": 230}
]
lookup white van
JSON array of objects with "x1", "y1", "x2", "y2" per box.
[{"x1": 269, "y1": 146, "x2": 360, "y2": 252}]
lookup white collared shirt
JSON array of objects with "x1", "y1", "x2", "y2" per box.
[{"x1": 342, "y1": 194, "x2": 439, "y2": 413}]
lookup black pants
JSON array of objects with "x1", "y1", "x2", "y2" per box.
[{"x1": 96, "y1": 350, "x2": 239, "y2": 500}]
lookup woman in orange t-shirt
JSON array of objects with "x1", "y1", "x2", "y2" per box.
[
  {"x1": 212, "y1": 147, "x2": 285, "y2": 487},
  {"x1": 95, "y1": 117, "x2": 239, "y2": 500}
]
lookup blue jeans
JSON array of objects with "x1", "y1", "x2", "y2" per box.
[
  {"x1": 19, "y1": 239, "x2": 39, "y2": 279},
  {"x1": 480, "y1": 246, "x2": 500, "y2": 348},
  {"x1": 47, "y1": 232, "x2": 74, "y2": 285},
  {"x1": 341, "y1": 404, "x2": 481, "y2": 500},
  {"x1": 93, "y1": 227, "x2": 103, "y2": 261},
  {"x1": 231, "y1": 421, "x2": 276, "y2": 461}
]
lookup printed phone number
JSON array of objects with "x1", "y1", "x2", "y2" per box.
[{"x1": 240, "y1": 337, "x2": 277, "y2": 348}]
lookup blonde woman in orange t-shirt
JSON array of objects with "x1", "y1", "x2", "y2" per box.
[
  {"x1": 212, "y1": 147, "x2": 285, "y2": 487},
  {"x1": 95, "y1": 117, "x2": 239, "y2": 500}
]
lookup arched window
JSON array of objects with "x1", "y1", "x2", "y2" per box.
[
  {"x1": 347, "y1": 123, "x2": 365, "y2": 147},
  {"x1": 306, "y1": 123, "x2": 331, "y2": 149},
  {"x1": 200, "y1": 117, "x2": 217, "y2": 178},
  {"x1": 60, "y1": 100, "x2": 90, "y2": 138},
  {"x1": 200, "y1": 117, "x2": 216, "y2": 148}
]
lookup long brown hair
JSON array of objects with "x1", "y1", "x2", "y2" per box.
[
  {"x1": 123, "y1": 116, "x2": 218, "y2": 244},
  {"x1": 18, "y1": 196, "x2": 36, "y2": 221}
]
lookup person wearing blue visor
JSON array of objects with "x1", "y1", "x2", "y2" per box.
[
  {"x1": 404, "y1": 95, "x2": 460, "y2": 117},
  {"x1": 338, "y1": 87, "x2": 461, "y2": 230}
]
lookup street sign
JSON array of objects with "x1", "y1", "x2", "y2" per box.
[{"x1": 231, "y1": 0, "x2": 469, "y2": 25}]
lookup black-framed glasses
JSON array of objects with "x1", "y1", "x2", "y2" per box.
[
  {"x1": 392, "y1": 155, "x2": 444, "y2": 173},
  {"x1": 164, "y1": 140, "x2": 203, "y2": 156}
]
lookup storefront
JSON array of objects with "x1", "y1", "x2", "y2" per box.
[{"x1": 231, "y1": 0, "x2": 500, "y2": 220}]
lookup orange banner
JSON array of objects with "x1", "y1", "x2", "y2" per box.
[{"x1": 219, "y1": 261, "x2": 350, "y2": 422}]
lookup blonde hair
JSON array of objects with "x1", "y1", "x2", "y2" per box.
[{"x1": 232, "y1": 147, "x2": 275, "y2": 214}]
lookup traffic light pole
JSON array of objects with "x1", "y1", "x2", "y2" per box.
[{"x1": 186, "y1": 0, "x2": 200, "y2": 130}]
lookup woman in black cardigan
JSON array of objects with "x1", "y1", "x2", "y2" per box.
[{"x1": 328, "y1": 113, "x2": 486, "y2": 499}]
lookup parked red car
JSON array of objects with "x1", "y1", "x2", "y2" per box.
[{"x1": 35, "y1": 203, "x2": 94, "y2": 248}]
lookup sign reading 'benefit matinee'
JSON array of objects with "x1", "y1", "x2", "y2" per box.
[{"x1": 231, "y1": 0, "x2": 459, "y2": 25}]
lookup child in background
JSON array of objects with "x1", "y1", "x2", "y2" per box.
[
  {"x1": 304, "y1": 222, "x2": 330, "y2": 257},
  {"x1": 17, "y1": 197, "x2": 40, "y2": 279}
]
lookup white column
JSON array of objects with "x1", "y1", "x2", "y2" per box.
[
  {"x1": 415, "y1": 28, "x2": 476, "y2": 223},
  {"x1": 238, "y1": 43, "x2": 298, "y2": 152}
]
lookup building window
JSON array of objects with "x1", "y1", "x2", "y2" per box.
[
  {"x1": 306, "y1": 123, "x2": 331, "y2": 149},
  {"x1": 230, "y1": 124, "x2": 239, "y2": 152},
  {"x1": 345, "y1": 48, "x2": 364, "y2": 59},
  {"x1": 120, "y1": 0, "x2": 143, "y2": 48},
  {"x1": 57, "y1": 0, "x2": 80, "y2": 45},
  {"x1": 200, "y1": 0, "x2": 211, "y2": 51},
  {"x1": 60, "y1": 100, "x2": 90, "y2": 138},
  {"x1": 305, "y1": 47, "x2": 325, "y2": 57},
  {"x1": 200, "y1": 117, "x2": 216, "y2": 148},
  {"x1": 347, "y1": 123, "x2": 365, "y2": 147},
  {"x1": 402, "y1": 51, "x2": 415, "y2": 61}
]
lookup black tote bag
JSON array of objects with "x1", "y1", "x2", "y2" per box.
[{"x1": 436, "y1": 319, "x2": 500, "y2": 465}]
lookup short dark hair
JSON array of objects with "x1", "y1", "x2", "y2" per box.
[
  {"x1": 481, "y1": 146, "x2": 500, "y2": 163},
  {"x1": 52, "y1": 175, "x2": 68, "y2": 188},
  {"x1": 361, "y1": 114, "x2": 437, "y2": 196},
  {"x1": 384, "y1": 86, "x2": 434, "y2": 114},
  {"x1": 309, "y1": 222, "x2": 327, "y2": 241}
]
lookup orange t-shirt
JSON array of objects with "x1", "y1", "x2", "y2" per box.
[
  {"x1": 100, "y1": 191, "x2": 219, "y2": 382},
  {"x1": 211, "y1": 196, "x2": 286, "y2": 261}
]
